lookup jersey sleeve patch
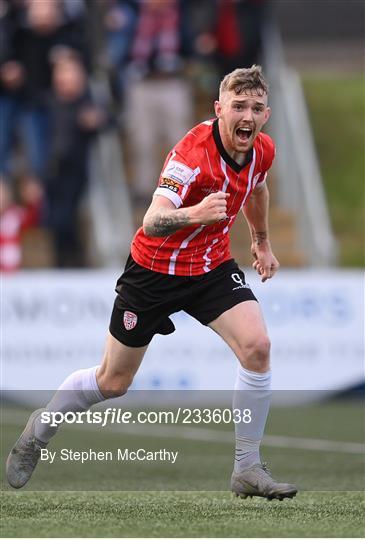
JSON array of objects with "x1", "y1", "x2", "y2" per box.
[
  {"x1": 162, "y1": 159, "x2": 195, "y2": 185},
  {"x1": 159, "y1": 177, "x2": 181, "y2": 193}
]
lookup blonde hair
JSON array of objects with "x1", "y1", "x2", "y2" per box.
[{"x1": 219, "y1": 65, "x2": 269, "y2": 99}]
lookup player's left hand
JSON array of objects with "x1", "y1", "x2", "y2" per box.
[{"x1": 251, "y1": 245, "x2": 280, "y2": 282}]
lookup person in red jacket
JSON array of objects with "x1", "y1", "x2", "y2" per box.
[
  {"x1": 7, "y1": 65, "x2": 297, "y2": 500},
  {"x1": 0, "y1": 180, "x2": 41, "y2": 272}
]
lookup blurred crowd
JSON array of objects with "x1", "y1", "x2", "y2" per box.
[{"x1": 0, "y1": 0, "x2": 268, "y2": 271}]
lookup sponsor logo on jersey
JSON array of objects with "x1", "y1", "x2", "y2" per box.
[
  {"x1": 159, "y1": 177, "x2": 180, "y2": 193},
  {"x1": 162, "y1": 160, "x2": 195, "y2": 185},
  {"x1": 123, "y1": 311, "x2": 138, "y2": 330}
]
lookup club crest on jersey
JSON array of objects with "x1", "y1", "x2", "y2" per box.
[
  {"x1": 162, "y1": 160, "x2": 195, "y2": 185},
  {"x1": 123, "y1": 311, "x2": 138, "y2": 330}
]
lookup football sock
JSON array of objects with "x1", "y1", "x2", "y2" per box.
[
  {"x1": 233, "y1": 365, "x2": 271, "y2": 472},
  {"x1": 34, "y1": 366, "x2": 105, "y2": 443}
]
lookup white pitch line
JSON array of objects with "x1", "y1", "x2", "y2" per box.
[
  {"x1": 263, "y1": 434, "x2": 365, "y2": 455},
  {"x1": 2, "y1": 410, "x2": 364, "y2": 455}
]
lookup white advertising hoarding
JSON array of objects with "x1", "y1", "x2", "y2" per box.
[{"x1": 2, "y1": 269, "x2": 364, "y2": 392}]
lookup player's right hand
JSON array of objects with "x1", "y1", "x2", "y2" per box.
[{"x1": 191, "y1": 191, "x2": 230, "y2": 225}]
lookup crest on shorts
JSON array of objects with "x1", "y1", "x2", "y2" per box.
[{"x1": 123, "y1": 311, "x2": 138, "y2": 330}]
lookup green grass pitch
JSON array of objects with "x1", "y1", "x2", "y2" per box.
[
  {"x1": 2, "y1": 491, "x2": 364, "y2": 538},
  {"x1": 1, "y1": 400, "x2": 364, "y2": 537}
]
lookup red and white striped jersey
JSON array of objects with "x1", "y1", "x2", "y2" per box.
[{"x1": 131, "y1": 119, "x2": 275, "y2": 276}]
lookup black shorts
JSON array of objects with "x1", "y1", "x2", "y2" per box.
[{"x1": 109, "y1": 255, "x2": 257, "y2": 347}]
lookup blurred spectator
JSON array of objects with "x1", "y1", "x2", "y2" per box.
[
  {"x1": 103, "y1": 0, "x2": 138, "y2": 102},
  {"x1": 0, "y1": 179, "x2": 41, "y2": 273},
  {"x1": 0, "y1": 0, "x2": 24, "y2": 183},
  {"x1": 0, "y1": 0, "x2": 87, "y2": 189},
  {"x1": 46, "y1": 51, "x2": 107, "y2": 268},
  {"x1": 185, "y1": 0, "x2": 218, "y2": 60},
  {"x1": 215, "y1": 0, "x2": 267, "y2": 80},
  {"x1": 120, "y1": 0, "x2": 194, "y2": 206}
]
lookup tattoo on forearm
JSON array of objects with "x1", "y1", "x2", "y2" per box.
[
  {"x1": 145, "y1": 212, "x2": 191, "y2": 236},
  {"x1": 252, "y1": 231, "x2": 268, "y2": 245}
]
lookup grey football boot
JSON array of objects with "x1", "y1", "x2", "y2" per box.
[
  {"x1": 6, "y1": 409, "x2": 47, "y2": 489},
  {"x1": 231, "y1": 463, "x2": 298, "y2": 501}
]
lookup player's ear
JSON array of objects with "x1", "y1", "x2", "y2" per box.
[
  {"x1": 263, "y1": 106, "x2": 271, "y2": 125},
  {"x1": 214, "y1": 100, "x2": 222, "y2": 118}
]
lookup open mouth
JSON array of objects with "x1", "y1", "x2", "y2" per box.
[{"x1": 236, "y1": 127, "x2": 253, "y2": 142}]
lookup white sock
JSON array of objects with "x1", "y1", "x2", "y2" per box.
[
  {"x1": 233, "y1": 365, "x2": 271, "y2": 472},
  {"x1": 34, "y1": 366, "x2": 105, "y2": 443}
]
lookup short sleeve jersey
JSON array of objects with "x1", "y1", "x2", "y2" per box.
[{"x1": 131, "y1": 119, "x2": 275, "y2": 276}]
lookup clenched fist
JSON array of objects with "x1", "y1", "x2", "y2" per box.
[{"x1": 190, "y1": 191, "x2": 230, "y2": 225}]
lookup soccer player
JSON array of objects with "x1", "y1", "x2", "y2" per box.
[{"x1": 7, "y1": 65, "x2": 297, "y2": 500}]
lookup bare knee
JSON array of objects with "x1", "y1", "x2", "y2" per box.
[
  {"x1": 96, "y1": 334, "x2": 146, "y2": 399},
  {"x1": 97, "y1": 366, "x2": 134, "y2": 398},
  {"x1": 238, "y1": 335, "x2": 271, "y2": 373},
  {"x1": 96, "y1": 348, "x2": 137, "y2": 398}
]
